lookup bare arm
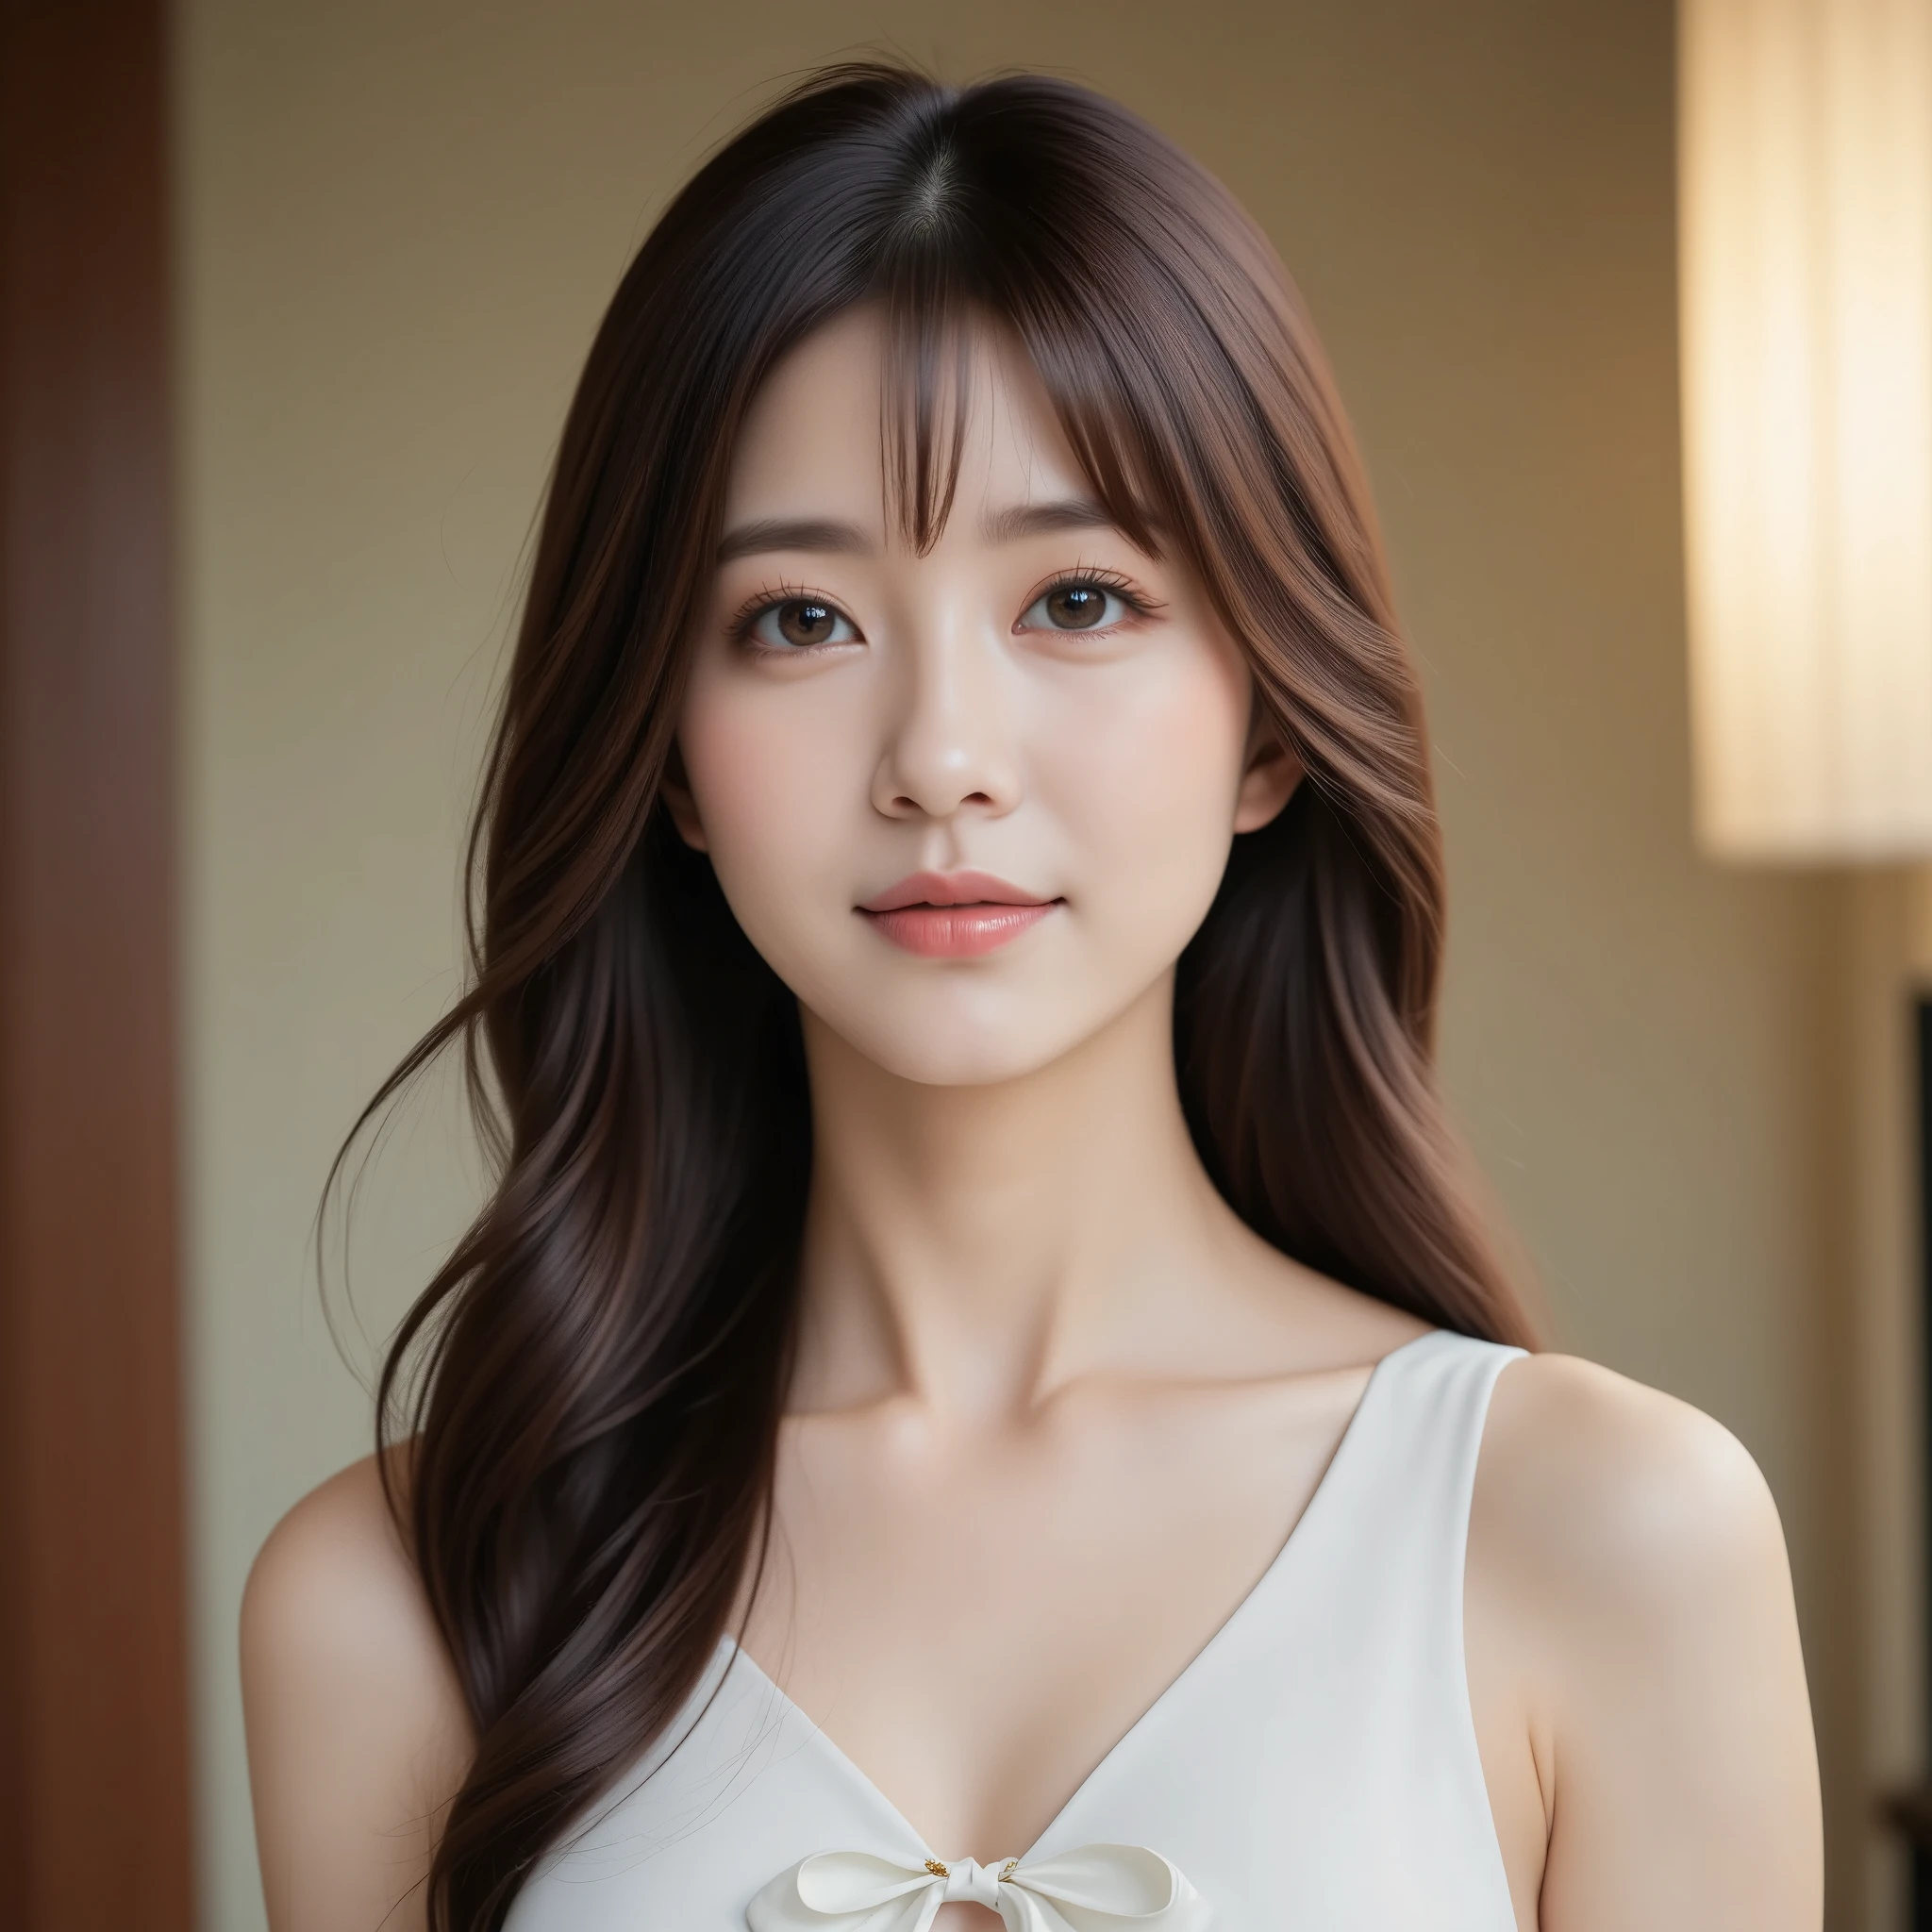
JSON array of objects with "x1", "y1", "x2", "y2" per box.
[
  {"x1": 241, "y1": 1455, "x2": 474, "y2": 1932},
  {"x1": 1469, "y1": 1355, "x2": 1822, "y2": 1931}
]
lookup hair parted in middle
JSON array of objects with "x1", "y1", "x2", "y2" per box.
[{"x1": 334, "y1": 61, "x2": 1537, "y2": 1931}]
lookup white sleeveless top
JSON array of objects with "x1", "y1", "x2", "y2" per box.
[{"x1": 505, "y1": 1328, "x2": 1524, "y2": 1931}]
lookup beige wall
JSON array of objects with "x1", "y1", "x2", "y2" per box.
[{"x1": 175, "y1": 2, "x2": 1882, "y2": 1926}]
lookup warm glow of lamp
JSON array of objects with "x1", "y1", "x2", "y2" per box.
[{"x1": 1678, "y1": 0, "x2": 1932, "y2": 859}]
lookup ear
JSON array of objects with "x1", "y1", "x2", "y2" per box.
[
  {"x1": 1232, "y1": 709, "x2": 1303, "y2": 833},
  {"x1": 659, "y1": 741, "x2": 708, "y2": 852}
]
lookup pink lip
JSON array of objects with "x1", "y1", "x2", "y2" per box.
[{"x1": 858, "y1": 871, "x2": 1060, "y2": 958}]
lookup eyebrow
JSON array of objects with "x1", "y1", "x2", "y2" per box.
[
  {"x1": 715, "y1": 517, "x2": 872, "y2": 564},
  {"x1": 979, "y1": 497, "x2": 1117, "y2": 543},
  {"x1": 714, "y1": 496, "x2": 1123, "y2": 566}
]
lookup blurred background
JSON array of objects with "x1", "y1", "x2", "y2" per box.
[{"x1": 5, "y1": 0, "x2": 1930, "y2": 1927}]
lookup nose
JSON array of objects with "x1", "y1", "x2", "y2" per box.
[{"x1": 870, "y1": 612, "x2": 1022, "y2": 823}]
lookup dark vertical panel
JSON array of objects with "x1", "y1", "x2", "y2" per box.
[
  {"x1": 1911, "y1": 992, "x2": 1932, "y2": 1931},
  {"x1": 0, "y1": 1, "x2": 192, "y2": 1928},
  {"x1": 1921, "y1": 993, "x2": 1932, "y2": 1712}
]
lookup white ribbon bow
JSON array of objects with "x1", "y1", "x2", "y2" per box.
[{"x1": 747, "y1": 1843, "x2": 1208, "y2": 1932}]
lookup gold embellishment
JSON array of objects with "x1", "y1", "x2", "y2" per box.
[
  {"x1": 999, "y1": 1859, "x2": 1020, "y2": 1882},
  {"x1": 924, "y1": 1859, "x2": 948, "y2": 1878}
]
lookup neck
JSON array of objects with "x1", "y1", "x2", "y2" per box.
[{"x1": 791, "y1": 973, "x2": 1234, "y2": 1421}]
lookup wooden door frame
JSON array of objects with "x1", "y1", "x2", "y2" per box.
[{"x1": 0, "y1": 1, "x2": 193, "y2": 1927}]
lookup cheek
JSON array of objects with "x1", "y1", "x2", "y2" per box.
[
  {"x1": 1037, "y1": 643, "x2": 1251, "y2": 914},
  {"x1": 676, "y1": 666, "x2": 863, "y2": 916}
]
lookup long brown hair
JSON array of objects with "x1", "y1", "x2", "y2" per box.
[{"x1": 343, "y1": 61, "x2": 1536, "y2": 1931}]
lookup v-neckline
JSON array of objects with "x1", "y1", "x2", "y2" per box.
[{"x1": 726, "y1": 1329, "x2": 1431, "y2": 1863}]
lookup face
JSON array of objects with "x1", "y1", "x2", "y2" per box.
[{"x1": 667, "y1": 307, "x2": 1298, "y2": 1088}]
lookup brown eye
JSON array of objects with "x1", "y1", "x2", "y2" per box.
[
  {"x1": 745, "y1": 595, "x2": 858, "y2": 651},
  {"x1": 778, "y1": 600, "x2": 835, "y2": 645},
  {"x1": 1046, "y1": 585, "x2": 1106, "y2": 627},
  {"x1": 1018, "y1": 579, "x2": 1130, "y2": 633}
]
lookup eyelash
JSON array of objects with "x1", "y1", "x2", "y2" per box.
[
  {"x1": 724, "y1": 567, "x2": 1161, "y2": 655},
  {"x1": 725, "y1": 583, "x2": 852, "y2": 655},
  {"x1": 1019, "y1": 566, "x2": 1159, "y2": 631}
]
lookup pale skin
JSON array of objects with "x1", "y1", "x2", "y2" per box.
[{"x1": 242, "y1": 308, "x2": 1823, "y2": 1930}]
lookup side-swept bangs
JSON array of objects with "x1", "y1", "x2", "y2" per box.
[{"x1": 357, "y1": 63, "x2": 1535, "y2": 1932}]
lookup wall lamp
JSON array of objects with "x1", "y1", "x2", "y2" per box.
[{"x1": 1678, "y1": 0, "x2": 1932, "y2": 1916}]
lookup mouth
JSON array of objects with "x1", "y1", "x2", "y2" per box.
[{"x1": 857, "y1": 870, "x2": 1061, "y2": 958}]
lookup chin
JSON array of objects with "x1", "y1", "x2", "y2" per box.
[
  {"x1": 880, "y1": 1042, "x2": 1072, "y2": 1090},
  {"x1": 850, "y1": 1030, "x2": 1078, "y2": 1091},
  {"x1": 811, "y1": 997, "x2": 1096, "y2": 1091}
]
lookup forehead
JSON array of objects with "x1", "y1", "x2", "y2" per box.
[{"x1": 722, "y1": 306, "x2": 1090, "y2": 540}]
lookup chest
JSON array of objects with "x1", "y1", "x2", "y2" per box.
[
  {"x1": 736, "y1": 1374, "x2": 1368, "y2": 1860},
  {"x1": 505, "y1": 1334, "x2": 1528, "y2": 1932}
]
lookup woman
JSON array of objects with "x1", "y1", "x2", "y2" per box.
[{"x1": 241, "y1": 64, "x2": 1821, "y2": 1932}]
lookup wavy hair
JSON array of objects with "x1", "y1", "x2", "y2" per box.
[{"x1": 339, "y1": 62, "x2": 1538, "y2": 1931}]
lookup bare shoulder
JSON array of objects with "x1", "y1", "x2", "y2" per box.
[
  {"x1": 1472, "y1": 1352, "x2": 1789, "y2": 1623},
  {"x1": 243, "y1": 1450, "x2": 461, "y2": 1714},
  {"x1": 242, "y1": 1453, "x2": 472, "y2": 1932},
  {"x1": 1468, "y1": 1353, "x2": 1820, "y2": 1932}
]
